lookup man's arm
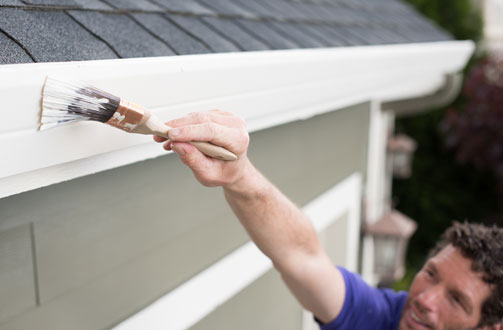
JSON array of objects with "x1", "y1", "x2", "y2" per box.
[{"x1": 154, "y1": 111, "x2": 345, "y2": 323}]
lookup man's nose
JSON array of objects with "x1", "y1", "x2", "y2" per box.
[{"x1": 416, "y1": 285, "x2": 443, "y2": 313}]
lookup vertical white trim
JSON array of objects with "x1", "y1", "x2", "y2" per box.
[
  {"x1": 365, "y1": 100, "x2": 386, "y2": 222},
  {"x1": 301, "y1": 174, "x2": 362, "y2": 330},
  {"x1": 362, "y1": 100, "x2": 392, "y2": 285},
  {"x1": 113, "y1": 173, "x2": 362, "y2": 330}
]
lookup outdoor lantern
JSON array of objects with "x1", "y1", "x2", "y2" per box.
[
  {"x1": 387, "y1": 134, "x2": 417, "y2": 178},
  {"x1": 365, "y1": 210, "x2": 417, "y2": 284}
]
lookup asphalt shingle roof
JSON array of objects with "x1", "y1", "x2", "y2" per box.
[
  {"x1": 169, "y1": 15, "x2": 240, "y2": 53},
  {"x1": 0, "y1": 30, "x2": 33, "y2": 63},
  {"x1": 0, "y1": 0, "x2": 453, "y2": 65},
  {"x1": 0, "y1": 8, "x2": 117, "y2": 62},
  {"x1": 202, "y1": 17, "x2": 269, "y2": 51},
  {"x1": 132, "y1": 13, "x2": 209, "y2": 55},
  {"x1": 68, "y1": 10, "x2": 175, "y2": 57}
]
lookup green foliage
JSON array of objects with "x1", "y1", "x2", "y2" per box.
[
  {"x1": 394, "y1": 266, "x2": 420, "y2": 292},
  {"x1": 393, "y1": 109, "x2": 501, "y2": 272},
  {"x1": 390, "y1": 0, "x2": 493, "y2": 292},
  {"x1": 404, "y1": 0, "x2": 483, "y2": 41}
]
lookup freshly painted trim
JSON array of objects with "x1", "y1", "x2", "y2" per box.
[
  {"x1": 0, "y1": 41, "x2": 474, "y2": 198},
  {"x1": 361, "y1": 100, "x2": 394, "y2": 285},
  {"x1": 113, "y1": 173, "x2": 362, "y2": 330}
]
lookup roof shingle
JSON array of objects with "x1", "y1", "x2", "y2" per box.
[
  {"x1": 201, "y1": 17, "x2": 269, "y2": 51},
  {"x1": 68, "y1": 11, "x2": 175, "y2": 58},
  {"x1": 236, "y1": 19, "x2": 299, "y2": 50},
  {"x1": 0, "y1": 8, "x2": 117, "y2": 62},
  {"x1": 149, "y1": 0, "x2": 214, "y2": 15},
  {"x1": 72, "y1": 0, "x2": 111, "y2": 10},
  {"x1": 102, "y1": 0, "x2": 163, "y2": 12},
  {"x1": 132, "y1": 13, "x2": 210, "y2": 55},
  {"x1": 0, "y1": 30, "x2": 33, "y2": 63},
  {"x1": 197, "y1": 0, "x2": 255, "y2": 18},
  {"x1": 267, "y1": 21, "x2": 326, "y2": 48},
  {"x1": 0, "y1": 0, "x2": 24, "y2": 5},
  {"x1": 21, "y1": 0, "x2": 80, "y2": 7},
  {"x1": 168, "y1": 15, "x2": 240, "y2": 53}
]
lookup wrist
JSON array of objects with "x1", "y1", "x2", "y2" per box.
[{"x1": 223, "y1": 160, "x2": 264, "y2": 198}]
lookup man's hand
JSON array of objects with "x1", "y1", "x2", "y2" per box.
[{"x1": 153, "y1": 110, "x2": 251, "y2": 188}]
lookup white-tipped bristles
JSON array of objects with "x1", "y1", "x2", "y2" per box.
[{"x1": 40, "y1": 77, "x2": 120, "y2": 130}]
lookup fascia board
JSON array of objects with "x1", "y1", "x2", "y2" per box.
[{"x1": 0, "y1": 41, "x2": 474, "y2": 198}]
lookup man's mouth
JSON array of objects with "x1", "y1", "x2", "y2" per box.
[{"x1": 407, "y1": 308, "x2": 433, "y2": 329}]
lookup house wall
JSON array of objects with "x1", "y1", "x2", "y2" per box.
[
  {"x1": 191, "y1": 213, "x2": 349, "y2": 330},
  {"x1": 0, "y1": 102, "x2": 369, "y2": 330}
]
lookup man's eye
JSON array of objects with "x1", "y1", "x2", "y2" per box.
[{"x1": 451, "y1": 294, "x2": 464, "y2": 309}]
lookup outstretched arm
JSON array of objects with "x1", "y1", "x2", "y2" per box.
[{"x1": 154, "y1": 110, "x2": 345, "y2": 324}]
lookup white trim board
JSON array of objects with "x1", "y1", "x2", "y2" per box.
[
  {"x1": 0, "y1": 41, "x2": 474, "y2": 198},
  {"x1": 113, "y1": 173, "x2": 362, "y2": 330}
]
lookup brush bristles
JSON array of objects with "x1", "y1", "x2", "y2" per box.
[{"x1": 40, "y1": 77, "x2": 121, "y2": 130}]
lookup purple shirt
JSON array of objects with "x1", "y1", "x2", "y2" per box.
[{"x1": 316, "y1": 267, "x2": 408, "y2": 330}]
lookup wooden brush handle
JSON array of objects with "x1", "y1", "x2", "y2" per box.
[{"x1": 140, "y1": 114, "x2": 238, "y2": 161}]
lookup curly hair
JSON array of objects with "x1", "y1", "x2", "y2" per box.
[{"x1": 429, "y1": 222, "x2": 503, "y2": 327}]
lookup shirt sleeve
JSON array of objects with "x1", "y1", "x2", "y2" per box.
[{"x1": 315, "y1": 267, "x2": 408, "y2": 330}]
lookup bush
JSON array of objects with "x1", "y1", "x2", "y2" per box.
[
  {"x1": 404, "y1": 0, "x2": 483, "y2": 41},
  {"x1": 393, "y1": 1, "x2": 498, "y2": 277},
  {"x1": 442, "y1": 55, "x2": 503, "y2": 199}
]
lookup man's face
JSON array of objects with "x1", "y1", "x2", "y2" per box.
[{"x1": 399, "y1": 244, "x2": 492, "y2": 330}]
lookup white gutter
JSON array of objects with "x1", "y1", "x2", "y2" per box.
[{"x1": 0, "y1": 40, "x2": 474, "y2": 198}]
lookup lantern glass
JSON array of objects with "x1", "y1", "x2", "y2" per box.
[
  {"x1": 374, "y1": 235, "x2": 400, "y2": 277},
  {"x1": 392, "y1": 151, "x2": 411, "y2": 177}
]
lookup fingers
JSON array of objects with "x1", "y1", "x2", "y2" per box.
[
  {"x1": 171, "y1": 142, "x2": 222, "y2": 186},
  {"x1": 162, "y1": 140, "x2": 172, "y2": 151},
  {"x1": 172, "y1": 142, "x2": 206, "y2": 168},
  {"x1": 153, "y1": 110, "x2": 244, "y2": 145},
  {"x1": 154, "y1": 135, "x2": 167, "y2": 143},
  {"x1": 168, "y1": 122, "x2": 248, "y2": 155}
]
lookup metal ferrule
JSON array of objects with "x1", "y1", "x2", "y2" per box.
[{"x1": 105, "y1": 99, "x2": 148, "y2": 132}]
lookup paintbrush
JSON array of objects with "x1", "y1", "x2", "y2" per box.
[{"x1": 40, "y1": 77, "x2": 238, "y2": 161}]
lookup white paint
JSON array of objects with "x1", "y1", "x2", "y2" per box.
[
  {"x1": 40, "y1": 76, "x2": 114, "y2": 129},
  {"x1": 113, "y1": 173, "x2": 362, "y2": 330},
  {"x1": 123, "y1": 123, "x2": 137, "y2": 131},
  {"x1": 112, "y1": 112, "x2": 125, "y2": 123},
  {"x1": 365, "y1": 100, "x2": 390, "y2": 223},
  {"x1": 361, "y1": 100, "x2": 394, "y2": 285},
  {"x1": 0, "y1": 41, "x2": 474, "y2": 198}
]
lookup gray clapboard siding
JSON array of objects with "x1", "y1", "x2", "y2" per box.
[
  {"x1": 191, "y1": 213, "x2": 350, "y2": 330},
  {"x1": 191, "y1": 269, "x2": 303, "y2": 330},
  {"x1": 33, "y1": 160, "x2": 243, "y2": 304},
  {"x1": 0, "y1": 102, "x2": 369, "y2": 330},
  {"x1": 249, "y1": 102, "x2": 370, "y2": 205},
  {"x1": 0, "y1": 224, "x2": 36, "y2": 323}
]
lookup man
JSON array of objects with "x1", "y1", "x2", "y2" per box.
[{"x1": 153, "y1": 110, "x2": 503, "y2": 330}]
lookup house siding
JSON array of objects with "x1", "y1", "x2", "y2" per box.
[
  {"x1": 191, "y1": 213, "x2": 350, "y2": 330},
  {"x1": 0, "y1": 102, "x2": 369, "y2": 330}
]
